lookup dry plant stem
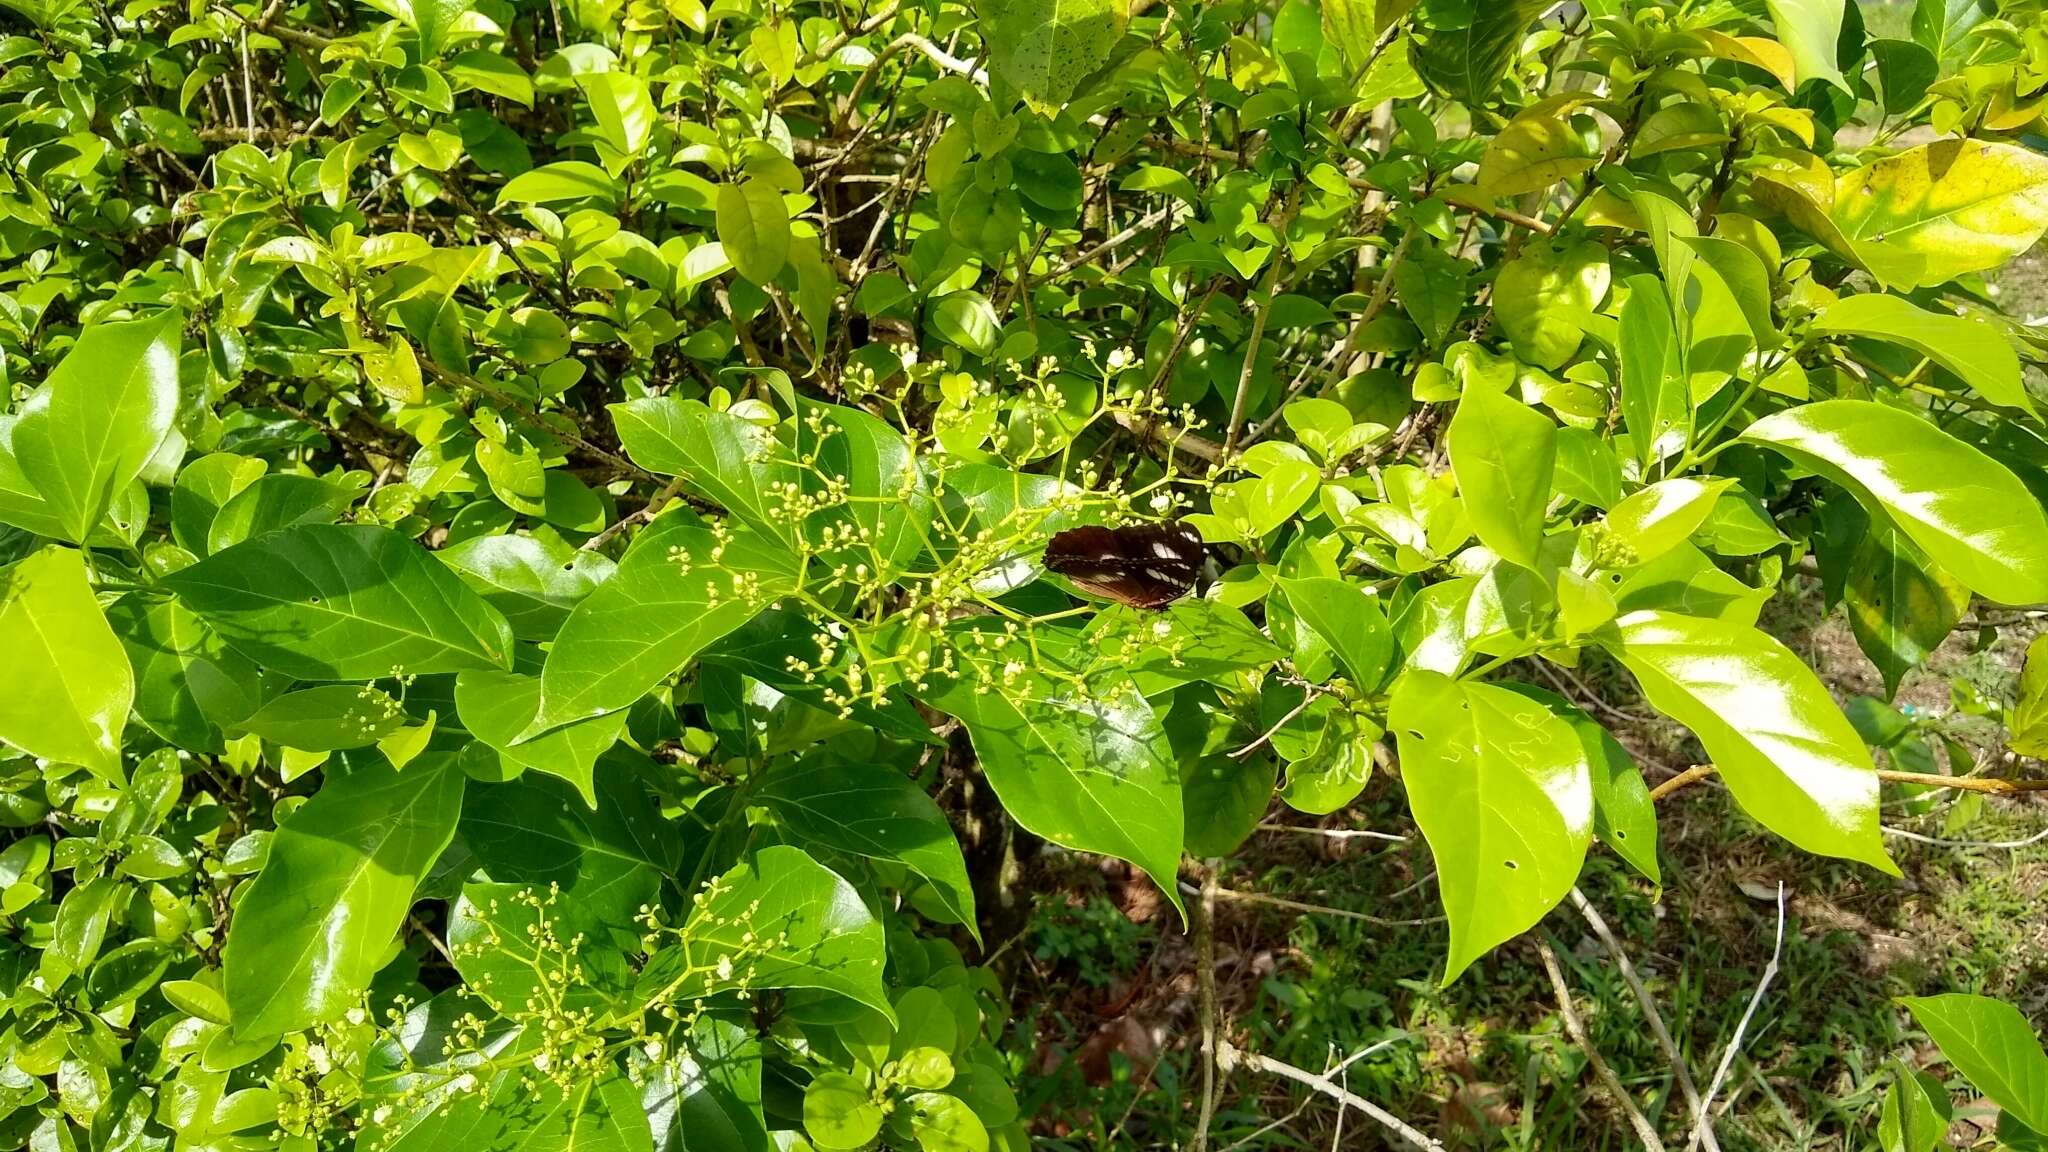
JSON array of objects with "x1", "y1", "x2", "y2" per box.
[
  {"x1": 1687, "y1": 883, "x2": 1785, "y2": 1152},
  {"x1": 1191, "y1": 869, "x2": 1221, "y2": 1152},
  {"x1": 1254, "y1": 823, "x2": 1406, "y2": 842},
  {"x1": 1535, "y1": 935, "x2": 1669, "y2": 1152},
  {"x1": 1650, "y1": 762, "x2": 2048, "y2": 802},
  {"x1": 1568, "y1": 886, "x2": 1715, "y2": 1152},
  {"x1": 1220, "y1": 1041, "x2": 1447, "y2": 1152},
  {"x1": 1181, "y1": 882, "x2": 1440, "y2": 928}
]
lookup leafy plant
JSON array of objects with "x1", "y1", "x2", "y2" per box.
[{"x1": 2, "y1": 0, "x2": 2047, "y2": 1145}]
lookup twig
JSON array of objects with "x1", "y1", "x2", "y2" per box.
[
  {"x1": 1191, "y1": 870, "x2": 1221, "y2": 1152},
  {"x1": 1536, "y1": 935, "x2": 1668, "y2": 1152},
  {"x1": 1221, "y1": 193, "x2": 1297, "y2": 458},
  {"x1": 1219, "y1": 1041, "x2": 1399, "y2": 1152},
  {"x1": 1050, "y1": 205, "x2": 1175, "y2": 278},
  {"x1": 1220, "y1": 1041, "x2": 1447, "y2": 1152},
  {"x1": 1883, "y1": 823, "x2": 2048, "y2": 850},
  {"x1": 1229, "y1": 689, "x2": 1319, "y2": 759},
  {"x1": 582, "y1": 474, "x2": 686, "y2": 551},
  {"x1": 1179, "y1": 882, "x2": 1441, "y2": 927},
  {"x1": 1255, "y1": 823, "x2": 1406, "y2": 842},
  {"x1": 1651, "y1": 762, "x2": 2048, "y2": 802},
  {"x1": 1687, "y1": 883, "x2": 1785, "y2": 1152},
  {"x1": 1569, "y1": 887, "x2": 1713, "y2": 1151}
]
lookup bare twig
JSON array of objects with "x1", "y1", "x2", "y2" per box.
[
  {"x1": 1687, "y1": 883, "x2": 1785, "y2": 1152},
  {"x1": 1221, "y1": 1041, "x2": 1447, "y2": 1152},
  {"x1": 1883, "y1": 823, "x2": 2048, "y2": 850},
  {"x1": 1179, "y1": 882, "x2": 1441, "y2": 927},
  {"x1": 1652, "y1": 762, "x2": 2048, "y2": 802},
  {"x1": 1050, "y1": 205, "x2": 1175, "y2": 278},
  {"x1": 1191, "y1": 870, "x2": 1221, "y2": 1152},
  {"x1": 1569, "y1": 887, "x2": 1713, "y2": 1150},
  {"x1": 1536, "y1": 936, "x2": 1668, "y2": 1152},
  {"x1": 1255, "y1": 823, "x2": 1406, "y2": 842}
]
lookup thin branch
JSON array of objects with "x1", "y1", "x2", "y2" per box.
[
  {"x1": 1191, "y1": 870, "x2": 1221, "y2": 1152},
  {"x1": 1255, "y1": 823, "x2": 1406, "y2": 843},
  {"x1": 1049, "y1": 205, "x2": 1175, "y2": 278},
  {"x1": 1536, "y1": 935, "x2": 1668, "y2": 1152},
  {"x1": 1883, "y1": 822, "x2": 2048, "y2": 850},
  {"x1": 1220, "y1": 1041, "x2": 1447, "y2": 1152},
  {"x1": 1179, "y1": 882, "x2": 1441, "y2": 927},
  {"x1": 1569, "y1": 887, "x2": 1714, "y2": 1151},
  {"x1": 1651, "y1": 762, "x2": 2048, "y2": 802},
  {"x1": 1687, "y1": 883, "x2": 1785, "y2": 1152}
]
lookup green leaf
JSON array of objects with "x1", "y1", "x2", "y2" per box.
[
  {"x1": 757, "y1": 753, "x2": 977, "y2": 937},
  {"x1": 236, "y1": 684, "x2": 407, "y2": 751},
  {"x1": 1901, "y1": 993, "x2": 2048, "y2": 1132},
  {"x1": 45, "y1": 875, "x2": 125, "y2": 981},
  {"x1": 111, "y1": 597, "x2": 262, "y2": 754},
  {"x1": 1598, "y1": 610, "x2": 1896, "y2": 873},
  {"x1": 930, "y1": 292, "x2": 1001, "y2": 357},
  {"x1": 1810, "y1": 294, "x2": 2032, "y2": 415},
  {"x1": 581, "y1": 72, "x2": 656, "y2": 159},
  {"x1": 1394, "y1": 240, "x2": 1469, "y2": 347},
  {"x1": 1389, "y1": 670, "x2": 1592, "y2": 984},
  {"x1": 1878, "y1": 1060, "x2": 1951, "y2": 1152},
  {"x1": 206, "y1": 473, "x2": 358, "y2": 553},
  {"x1": 981, "y1": 0, "x2": 1130, "y2": 107},
  {"x1": 436, "y1": 533, "x2": 616, "y2": 641},
  {"x1": 921, "y1": 625, "x2": 1185, "y2": 919},
  {"x1": 1765, "y1": 0, "x2": 1850, "y2": 91},
  {"x1": 903, "y1": 1091, "x2": 989, "y2": 1152},
  {"x1": 85, "y1": 939, "x2": 175, "y2": 1011},
  {"x1": 643, "y1": 1017, "x2": 769, "y2": 1152},
  {"x1": 797, "y1": 399, "x2": 935, "y2": 580},
  {"x1": 717, "y1": 179, "x2": 792, "y2": 285},
  {"x1": 497, "y1": 160, "x2": 620, "y2": 208},
  {"x1": 1410, "y1": 0, "x2": 1544, "y2": 105},
  {"x1": 2010, "y1": 635, "x2": 2048, "y2": 758},
  {"x1": 1493, "y1": 238, "x2": 1610, "y2": 370},
  {"x1": 1277, "y1": 577, "x2": 1392, "y2": 690},
  {"x1": 165, "y1": 523, "x2": 516, "y2": 679},
  {"x1": 1603, "y1": 478, "x2": 1731, "y2": 567},
  {"x1": 224, "y1": 751, "x2": 464, "y2": 1038},
  {"x1": 804, "y1": 1072, "x2": 882, "y2": 1150},
  {"x1": 1501, "y1": 684, "x2": 1659, "y2": 883},
  {"x1": 12, "y1": 311, "x2": 181, "y2": 544},
  {"x1": 1844, "y1": 527, "x2": 1970, "y2": 699},
  {"x1": 667, "y1": 845, "x2": 891, "y2": 1017},
  {"x1": 1833, "y1": 140, "x2": 2048, "y2": 290},
  {"x1": 1446, "y1": 377, "x2": 1554, "y2": 570},
  {"x1": 1741, "y1": 399, "x2": 2048, "y2": 605},
  {"x1": 0, "y1": 546, "x2": 132, "y2": 781},
  {"x1": 610, "y1": 397, "x2": 800, "y2": 545},
  {"x1": 491, "y1": 1068, "x2": 657, "y2": 1152},
  {"x1": 528, "y1": 512, "x2": 798, "y2": 735},
  {"x1": 405, "y1": 0, "x2": 472, "y2": 57},
  {"x1": 456, "y1": 670, "x2": 625, "y2": 806},
  {"x1": 1618, "y1": 274, "x2": 1688, "y2": 468}
]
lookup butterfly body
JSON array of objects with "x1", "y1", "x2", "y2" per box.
[{"x1": 1041, "y1": 521, "x2": 1205, "y2": 609}]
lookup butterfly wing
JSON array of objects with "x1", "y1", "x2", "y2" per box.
[{"x1": 1042, "y1": 522, "x2": 1204, "y2": 609}]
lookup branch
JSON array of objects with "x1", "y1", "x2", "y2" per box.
[
  {"x1": 1650, "y1": 762, "x2": 2048, "y2": 802},
  {"x1": 1178, "y1": 882, "x2": 1439, "y2": 928},
  {"x1": 1686, "y1": 882, "x2": 1785, "y2": 1152},
  {"x1": 1191, "y1": 870, "x2": 1221, "y2": 1152},
  {"x1": 1569, "y1": 887, "x2": 1714, "y2": 1152},
  {"x1": 1220, "y1": 1041, "x2": 1447, "y2": 1152},
  {"x1": 1535, "y1": 936, "x2": 1668, "y2": 1152}
]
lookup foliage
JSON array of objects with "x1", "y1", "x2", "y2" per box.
[{"x1": 2, "y1": 0, "x2": 2048, "y2": 1145}]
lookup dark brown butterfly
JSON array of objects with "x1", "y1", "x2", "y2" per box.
[{"x1": 1042, "y1": 521, "x2": 1205, "y2": 609}]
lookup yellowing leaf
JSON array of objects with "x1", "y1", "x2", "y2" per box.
[
  {"x1": 1476, "y1": 93, "x2": 1600, "y2": 199},
  {"x1": 1832, "y1": 139, "x2": 2048, "y2": 290}
]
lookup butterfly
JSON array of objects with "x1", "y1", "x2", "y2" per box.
[{"x1": 1041, "y1": 521, "x2": 1206, "y2": 609}]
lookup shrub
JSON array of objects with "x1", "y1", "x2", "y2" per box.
[{"x1": 2, "y1": 0, "x2": 2048, "y2": 1146}]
